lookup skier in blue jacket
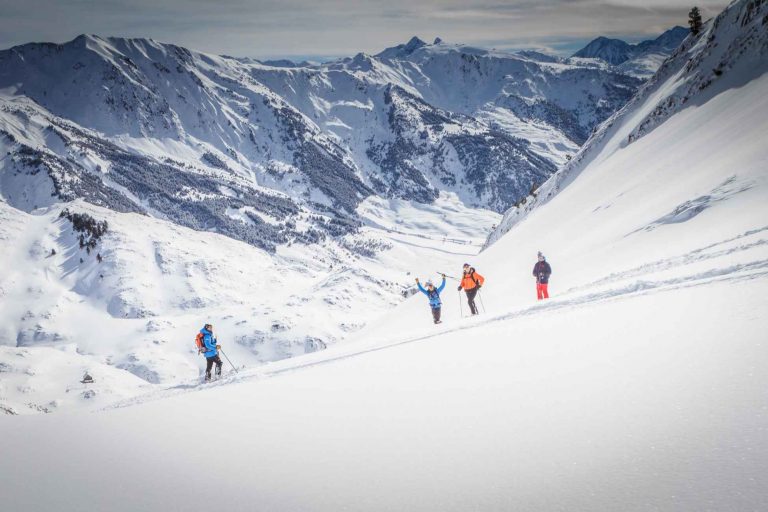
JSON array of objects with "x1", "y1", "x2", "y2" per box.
[
  {"x1": 200, "y1": 324, "x2": 223, "y2": 381},
  {"x1": 416, "y1": 275, "x2": 446, "y2": 324}
]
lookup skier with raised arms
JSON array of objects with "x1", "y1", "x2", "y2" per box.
[{"x1": 416, "y1": 274, "x2": 447, "y2": 324}]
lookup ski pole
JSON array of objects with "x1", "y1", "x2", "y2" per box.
[
  {"x1": 458, "y1": 290, "x2": 464, "y2": 318},
  {"x1": 437, "y1": 271, "x2": 460, "y2": 280},
  {"x1": 220, "y1": 348, "x2": 239, "y2": 373},
  {"x1": 478, "y1": 289, "x2": 486, "y2": 314}
]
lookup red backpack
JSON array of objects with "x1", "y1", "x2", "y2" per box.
[{"x1": 195, "y1": 332, "x2": 205, "y2": 354}]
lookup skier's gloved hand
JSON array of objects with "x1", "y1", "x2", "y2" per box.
[
  {"x1": 457, "y1": 285, "x2": 462, "y2": 291},
  {"x1": 216, "y1": 344, "x2": 222, "y2": 350}
]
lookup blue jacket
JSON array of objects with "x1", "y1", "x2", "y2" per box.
[
  {"x1": 200, "y1": 327, "x2": 218, "y2": 358},
  {"x1": 417, "y1": 278, "x2": 446, "y2": 308}
]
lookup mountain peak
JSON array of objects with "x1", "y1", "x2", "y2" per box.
[
  {"x1": 572, "y1": 26, "x2": 688, "y2": 65},
  {"x1": 404, "y1": 36, "x2": 427, "y2": 51},
  {"x1": 71, "y1": 34, "x2": 103, "y2": 46},
  {"x1": 375, "y1": 36, "x2": 429, "y2": 59},
  {"x1": 572, "y1": 37, "x2": 633, "y2": 64}
]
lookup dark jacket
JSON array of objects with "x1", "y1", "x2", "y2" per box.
[{"x1": 533, "y1": 261, "x2": 552, "y2": 284}]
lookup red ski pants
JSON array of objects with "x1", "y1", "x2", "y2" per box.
[{"x1": 536, "y1": 283, "x2": 549, "y2": 300}]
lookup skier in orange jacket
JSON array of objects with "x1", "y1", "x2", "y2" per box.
[{"x1": 457, "y1": 263, "x2": 484, "y2": 315}]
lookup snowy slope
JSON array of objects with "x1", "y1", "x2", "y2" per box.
[
  {"x1": 1, "y1": 1, "x2": 766, "y2": 509},
  {"x1": 5, "y1": 275, "x2": 766, "y2": 511},
  {"x1": 0, "y1": 194, "x2": 497, "y2": 414},
  {"x1": 487, "y1": 0, "x2": 768, "y2": 247}
]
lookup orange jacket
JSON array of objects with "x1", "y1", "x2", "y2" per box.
[{"x1": 460, "y1": 269, "x2": 484, "y2": 290}]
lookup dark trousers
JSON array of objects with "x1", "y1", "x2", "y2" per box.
[
  {"x1": 465, "y1": 288, "x2": 479, "y2": 315},
  {"x1": 205, "y1": 355, "x2": 223, "y2": 378},
  {"x1": 431, "y1": 307, "x2": 442, "y2": 324}
]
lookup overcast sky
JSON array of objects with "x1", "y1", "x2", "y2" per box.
[{"x1": 0, "y1": 0, "x2": 730, "y2": 60}]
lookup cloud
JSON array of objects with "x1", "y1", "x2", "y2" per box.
[{"x1": 0, "y1": 0, "x2": 730, "y2": 58}]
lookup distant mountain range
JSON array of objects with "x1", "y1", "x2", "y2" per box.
[
  {"x1": 0, "y1": 34, "x2": 649, "y2": 251},
  {"x1": 572, "y1": 26, "x2": 689, "y2": 65},
  {"x1": 0, "y1": 28, "x2": 684, "y2": 251}
]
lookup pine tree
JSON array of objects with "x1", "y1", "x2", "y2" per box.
[{"x1": 689, "y1": 6, "x2": 703, "y2": 35}]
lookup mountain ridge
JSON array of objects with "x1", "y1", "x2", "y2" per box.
[
  {"x1": 487, "y1": 1, "x2": 767, "y2": 248},
  {"x1": 572, "y1": 26, "x2": 689, "y2": 65},
  {"x1": 0, "y1": 31, "x2": 642, "y2": 251}
]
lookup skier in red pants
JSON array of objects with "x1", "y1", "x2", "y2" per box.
[{"x1": 532, "y1": 251, "x2": 552, "y2": 300}]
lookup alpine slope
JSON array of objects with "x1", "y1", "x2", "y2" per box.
[
  {"x1": 0, "y1": 26, "x2": 669, "y2": 412},
  {"x1": 1, "y1": 1, "x2": 767, "y2": 510},
  {"x1": 0, "y1": 194, "x2": 497, "y2": 413}
]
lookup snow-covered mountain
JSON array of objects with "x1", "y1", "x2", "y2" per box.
[
  {"x1": 572, "y1": 26, "x2": 689, "y2": 77},
  {"x1": 573, "y1": 26, "x2": 688, "y2": 65},
  {"x1": 573, "y1": 36, "x2": 636, "y2": 65},
  {"x1": 1, "y1": 0, "x2": 766, "y2": 508},
  {"x1": 0, "y1": 34, "x2": 641, "y2": 250},
  {"x1": 0, "y1": 32, "x2": 651, "y2": 412},
  {"x1": 486, "y1": 4, "x2": 766, "y2": 247},
  {"x1": 0, "y1": 12, "x2": 749, "y2": 414}
]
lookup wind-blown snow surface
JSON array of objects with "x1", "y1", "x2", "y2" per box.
[{"x1": 1, "y1": 1, "x2": 767, "y2": 509}]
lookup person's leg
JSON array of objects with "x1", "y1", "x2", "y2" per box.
[
  {"x1": 536, "y1": 283, "x2": 543, "y2": 300},
  {"x1": 214, "y1": 355, "x2": 223, "y2": 376},
  {"x1": 205, "y1": 357, "x2": 214, "y2": 380},
  {"x1": 466, "y1": 288, "x2": 478, "y2": 315},
  {"x1": 542, "y1": 283, "x2": 549, "y2": 299},
  {"x1": 432, "y1": 307, "x2": 441, "y2": 323}
]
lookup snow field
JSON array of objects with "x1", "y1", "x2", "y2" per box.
[
  {"x1": 0, "y1": 193, "x2": 498, "y2": 414},
  {"x1": 2, "y1": 276, "x2": 766, "y2": 512}
]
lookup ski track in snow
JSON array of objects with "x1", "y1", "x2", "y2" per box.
[
  {"x1": 263, "y1": 257, "x2": 768, "y2": 377},
  {"x1": 106, "y1": 230, "x2": 768, "y2": 411},
  {"x1": 565, "y1": 225, "x2": 768, "y2": 294}
]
